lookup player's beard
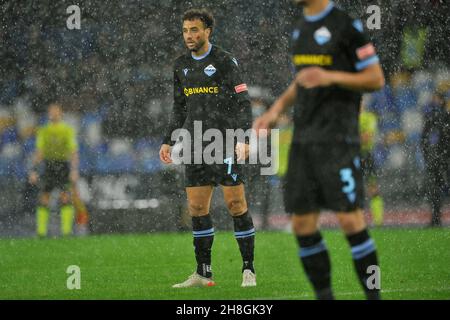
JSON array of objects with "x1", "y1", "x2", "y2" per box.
[{"x1": 188, "y1": 38, "x2": 206, "y2": 53}]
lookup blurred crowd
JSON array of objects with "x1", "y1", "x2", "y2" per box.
[{"x1": 0, "y1": 0, "x2": 449, "y2": 185}]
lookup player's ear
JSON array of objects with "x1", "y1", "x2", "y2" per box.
[{"x1": 205, "y1": 27, "x2": 211, "y2": 38}]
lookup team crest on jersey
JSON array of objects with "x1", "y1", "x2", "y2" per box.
[
  {"x1": 204, "y1": 64, "x2": 216, "y2": 76},
  {"x1": 314, "y1": 26, "x2": 331, "y2": 45},
  {"x1": 292, "y1": 29, "x2": 300, "y2": 40},
  {"x1": 183, "y1": 68, "x2": 189, "y2": 76}
]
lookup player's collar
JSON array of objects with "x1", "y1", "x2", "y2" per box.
[
  {"x1": 191, "y1": 43, "x2": 212, "y2": 60},
  {"x1": 304, "y1": 1, "x2": 334, "y2": 22}
]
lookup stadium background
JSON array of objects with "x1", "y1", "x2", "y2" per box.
[{"x1": 0, "y1": 0, "x2": 449, "y2": 236}]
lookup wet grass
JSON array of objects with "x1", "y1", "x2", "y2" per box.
[{"x1": 0, "y1": 228, "x2": 449, "y2": 299}]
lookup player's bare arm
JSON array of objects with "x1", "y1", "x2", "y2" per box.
[
  {"x1": 70, "y1": 150, "x2": 79, "y2": 183},
  {"x1": 296, "y1": 63, "x2": 385, "y2": 91},
  {"x1": 252, "y1": 81, "x2": 298, "y2": 132}
]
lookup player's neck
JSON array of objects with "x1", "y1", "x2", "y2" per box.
[
  {"x1": 192, "y1": 41, "x2": 211, "y2": 58},
  {"x1": 303, "y1": 0, "x2": 330, "y2": 17}
]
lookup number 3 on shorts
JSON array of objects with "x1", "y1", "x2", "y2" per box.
[{"x1": 340, "y1": 168, "x2": 356, "y2": 203}]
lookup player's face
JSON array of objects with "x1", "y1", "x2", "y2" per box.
[
  {"x1": 48, "y1": 105, "x2": 62, "y2": 122},
  {"x1": 182, "y1": 19, "x2": 210, "y2": 52}
]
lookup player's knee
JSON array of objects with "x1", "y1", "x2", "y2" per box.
[
  {"x1": 60, "y1": 192, "x2": 70, "y2": 205},
  {"x1": 188, "y1": 202, "x2": 209, "y2": 216},
  {"x1": 39, "y1": 194, "x2": 50, "y2": 206},
  {"x1": 226, "y1": 199, "x2": 247, "y2": 216},
  {"x1": 338, "y1": 213, "x2": 366, "y2": 234},
  {"x1": 292, "y1": 215, "x2": 318, "y2": 235}
]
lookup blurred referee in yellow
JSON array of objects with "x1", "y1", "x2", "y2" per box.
[{"x1": 29, "y1": 103, "x2": 79, "y2": 237}]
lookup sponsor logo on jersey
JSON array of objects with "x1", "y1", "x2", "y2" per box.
[
  {"x1": 234, "y1": 83, "x2": 248, "y2": 93},
  {"x1": 204, "y1": 64, "x2": 216, "y2": 76},
  {"x1": 356, "y1": 43, "x2": 376, "y2": 60},
  {"x1": 184, "y1": 86, "x2": 219, "y2": 97},
  {"x1": 232, "y1": 57, "x2": 239, "y2": 66},
  {"x1": 314, "y1": 26, "x2": 331, "y2": 45},
  {"x1": 292, "y1": 54, "x2": 333, "y2": 66}
]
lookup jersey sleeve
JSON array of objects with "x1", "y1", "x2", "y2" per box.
[
  {"x1": 222, "y1": 56, "x2": 253, "y2": 136},
  {"x1": 344, "y1": 18, "x2": 380, "y2": 71},
  {"x1": 162, "y1": 64, "x2": 188, "y2": 146}
]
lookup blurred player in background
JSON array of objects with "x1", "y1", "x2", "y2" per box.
[
  {"x1": 254, "y1": 0, "x2": 385, "y2": 299},
  {"x1": 159, "y1": 9, "x2": 255, "y2": 288},
  {"x1": 29, "y1": 103, "x2": 79, "y2": 237},
  {"x1": 421, "y1": 90, "x2": 450, "y2": 227},
  {"x1": 359, "y1": 104, "x2": 384, "y2": 226}
]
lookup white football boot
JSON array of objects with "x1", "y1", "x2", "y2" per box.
[
  {"x1": 172, "y1": 272, "x2": 215, "y2": 288},
  {"x1": 241, "y1": 269, "x2": 256, "y2": 287}
]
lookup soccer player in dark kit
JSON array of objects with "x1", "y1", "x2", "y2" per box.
[
  {"x1": 253, "y1": 0, "x2": 385, "y2": 299},
  {"x1": 159, "y1": 9, "x2": 256, "y2": 288}
]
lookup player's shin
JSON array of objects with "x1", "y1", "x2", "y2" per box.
[
  {"x1": 36, "y1": 206, "x2": 50, "y2": 237},
  {"x1": 61, "y1": 205, "x2": 74, "y2": 236},
  {"x1": 192, "y1": 215, "x2": 214, "y2": 278},
  {"x1": 233, "y1": 211, "x2": 255, "y2": 273},
  {"x1": 297, "y1": 232, "x2": 334, "y2": 300},
  {"x1": 346, "y1": 228, "x2": 381, "y2": 300}
]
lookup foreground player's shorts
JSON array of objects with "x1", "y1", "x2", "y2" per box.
[
  {"x1": 41, "y1": 160, "x2": 70, "y2": 192},
  {"x1": 184, "y1": 159, "x2": 245, "y2": 188},
  {"x1": 284, "y1": 142, "x2": 364, "y2": 214}
]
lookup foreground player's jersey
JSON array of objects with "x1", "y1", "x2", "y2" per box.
[
  {"x1": 291, "y1": 2, "x2": 380, "y2": 144},
  {"x1": 162, "y1": 44, "x2": 252, "y2": 146}
]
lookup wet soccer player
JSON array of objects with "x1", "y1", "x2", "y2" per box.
[
  {"x1": 254, "y1": 0, "x2": 385, "y2": 299},
  {"x1": 159, "y1": 8, "x2": 256, "y2": 288}
]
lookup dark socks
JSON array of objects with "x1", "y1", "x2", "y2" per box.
[
  {"x1": 347, "y1": 229, "x2": 381, "y2": 300},
  {"x1": 233, "y1": 211, "x2": 255, "y2": 273},
  {"x1": 297, "y1": 232, "x2": 334, "y2": 300},
  {"x1": 192, "y1": 215, "x2": 214, "y2": 278}
]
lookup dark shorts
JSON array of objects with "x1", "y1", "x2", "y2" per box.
[
  {"x1": 284, "y1": 143, "x2": 364, "y2": 214},
  {"x1": 184, "y1": 158, "x2": 245, "y2": 188},
  {"x1": 41, "y1": 161, "x2": 70, "y2": 193}
]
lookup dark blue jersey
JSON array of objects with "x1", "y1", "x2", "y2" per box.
[
  {"x1": 162, "y1": 44, "x2": 252, "y2": 146},
  {"x1": 290, "y1": 2, "x2": 380, "y2": 144}
]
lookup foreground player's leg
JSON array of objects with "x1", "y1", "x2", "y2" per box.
[
  {"x1": 173, "y1": 186, "x2": 215, "y2": 288},
  {"x1": 60, "y1": 191, "x2": 74, "y2": 236},
  {"x1": 292, "y1": 213, "x2": 334, "y2": 300},
  {"x1": 36, "y1": 193, "x2": 50, "y2": 237},
  {"x1": 223, "y1": 184, "x2": 256, "y2": 287},
  {"x1": 337, "y1": 210, "x2": 381, "y2": 300}
]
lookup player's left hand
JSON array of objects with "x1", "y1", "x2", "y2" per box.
[
  {"x1": 70, "y1": 170, "x2": 79, "y2": 183},
  {"x1": 296, "y1": 67, "x2": 334, "y2": 89},
  {"x1": 235, "y1": 142, "x2": 249, "y2": 162}
]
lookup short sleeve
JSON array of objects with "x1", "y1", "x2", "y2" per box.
[{"x1": 344, "y1": 18, "x2": 380, "y2": 71}]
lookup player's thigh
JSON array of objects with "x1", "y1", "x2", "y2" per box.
[
  {"x1": 291, "y1": 212, "x2": 320, "y2": 235},
  {"x1": 336, "y1": 209, "x2": 366, "y2": 235},
  {"x1": 221, "y1": 183, "x2": 247, "y2": 216},
  {"x1": 283, "y1": 143, "x2": 320, "y2": 214},
  {"x1": 39, "y1": 192, "x2": 51, "y2": 206},
  {"x1": 315, "y1": 143, "x2": 364, "y2": 213},
  {"x1": 186, "y1": 185, "x2": 214, "y2": 216}
]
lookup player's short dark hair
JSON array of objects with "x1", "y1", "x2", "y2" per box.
[{"x1": 182, "y1": 8, "x2": 214, "y2": 32}]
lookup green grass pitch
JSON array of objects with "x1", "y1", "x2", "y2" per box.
[{"x1": 0, "y1": 228, "x2": 449, "y2": 299}]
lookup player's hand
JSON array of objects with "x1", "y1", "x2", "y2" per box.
[
  {"x1": 296, "y1": 67, "x2": 334, "y2": 89},
  {"x1": 159, "y1": 144, "x2": 173, "y2": 164},
  {"x1": 252, "y1": 110, "x2": 280, "y2": 137},
  {"x1": 235, "y1": 142, "x2": 249, "y2": 162},
  {"x1": 29, "y1": 171, "x2": 39, "y2": 185},
  {"x1": 70, "y1": 170, "x2": 79, "y2": 183}
]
